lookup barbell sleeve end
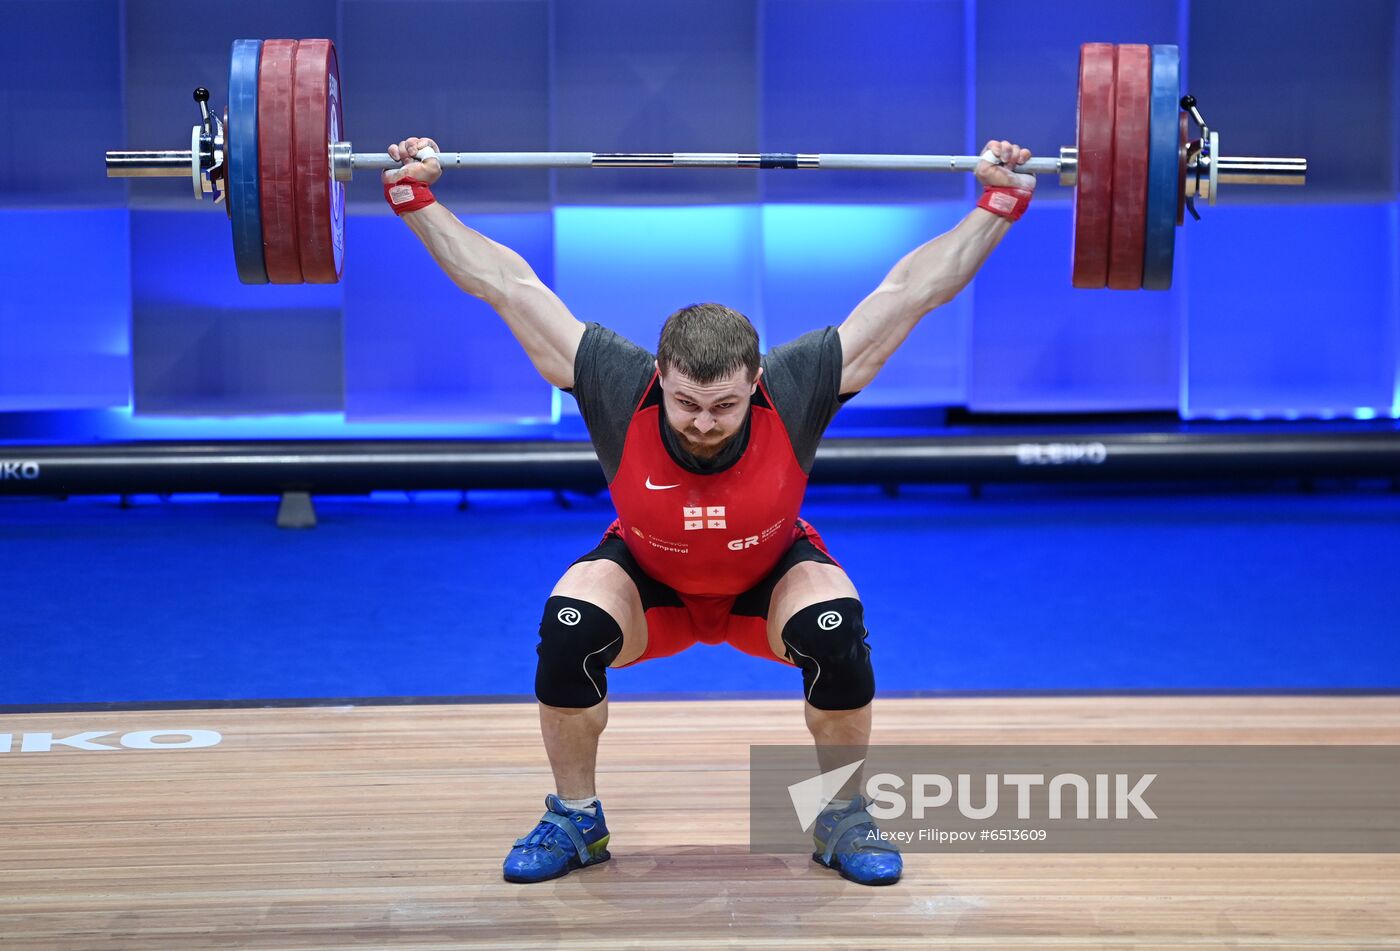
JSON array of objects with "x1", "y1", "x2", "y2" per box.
[{"x1": 106, "y1": 149, "x2": 197, "y2": 178}]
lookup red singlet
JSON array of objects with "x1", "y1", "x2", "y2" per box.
[{"x1": 608, "y1": 372, "x2": 810, "y2": 597}]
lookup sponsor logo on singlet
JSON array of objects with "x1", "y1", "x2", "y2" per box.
[
  {"x1": 726, "y1": 518, "x2": 788, "y2": 553},
  {"x1": 647, "y1": 536, "x2": 690, "y2": 555}
]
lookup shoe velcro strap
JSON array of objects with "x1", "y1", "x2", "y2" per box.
[
  {"x1": 538, "y1": 810, "x2": 598, "y2": 865},
  {"x1": 821, "y1": 809, "x2": 900, "y2": 866}
]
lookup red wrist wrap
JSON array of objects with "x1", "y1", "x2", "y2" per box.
[
  {"x1": 385, "y1": 176, "x2": 436, "y2": 215},
  {"x1": 977, "y1": 186, "x2": 1033, "y2": 222}
]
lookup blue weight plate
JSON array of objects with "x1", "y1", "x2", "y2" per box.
[
  {"x1": 1142, "y1": 44, "x2": 1179, "y2": 290},
  {"x1": 228, "y1": 39, "x2": 268, "y2": 284}
]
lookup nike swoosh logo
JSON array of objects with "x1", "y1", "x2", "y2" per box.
[{"x1": 645, "y1": 477, "x2": 680, "y2": 490}]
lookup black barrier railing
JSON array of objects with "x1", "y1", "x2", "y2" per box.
[{"x1": 1, "y1": 428, "x2": 1398, "y2": 496}]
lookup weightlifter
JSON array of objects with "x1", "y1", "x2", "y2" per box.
[{"x1": 383, "y1": 135, "x2": 1035, "y2": 886}]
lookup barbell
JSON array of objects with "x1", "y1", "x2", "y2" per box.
[{"x1": 106, "y1": 38, "x2": 1306, "y2": 289}]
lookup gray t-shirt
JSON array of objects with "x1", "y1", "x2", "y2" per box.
[{"x1": 569, "y1": 322, "x2": 852, "y2": 483}]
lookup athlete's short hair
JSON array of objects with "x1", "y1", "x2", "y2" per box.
[{"x1": 656, "y1": 303, "x2": 761, "y2": 384}]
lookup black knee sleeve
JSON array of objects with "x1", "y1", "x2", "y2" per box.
[
  {"x1": 535, "y1": 596, "x2": 625, "y2": 708},
  {"x1": 780, "y1": 597, "x2": 875, "y2": 711}
]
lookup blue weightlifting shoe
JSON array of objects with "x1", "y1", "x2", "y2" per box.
[
  {"x1": 502, "y1": 794, "x2": 612, "y2": 884},
  {"x1": 811, "y1": 795, "x2": 903, "y2": 886}
]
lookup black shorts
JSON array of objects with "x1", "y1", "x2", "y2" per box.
[
  {"x1": 571, "y1": 521, "x2": 840, "y2": 663},
  {"x1": 574, "y1": 530, "x2": 837, "y2": 618}
]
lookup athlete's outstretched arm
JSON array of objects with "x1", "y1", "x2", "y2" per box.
[
  {"x1": 385, "y1": 136, "x2": 584, "y2": 390},
  {"x1": 836, "y1": 139, "x2": 1034, "y2": 395}
]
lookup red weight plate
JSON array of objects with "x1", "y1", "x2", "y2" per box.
[
  {"x1": 293, "y1": 39, "x2": 345, "y2": 284},
  {"x1": 1072, "y1": 43, "x2": 1117, "y2": 288},
  {"x1": 258, "y1": 39, "x2": 302, "y2": 284},
  {"x1": 1177, "y1": 112, "x2": 1188, "y2": 226},
  {"x1": 1107, "y1": 44, "x2": 1150, "y2": 290}
]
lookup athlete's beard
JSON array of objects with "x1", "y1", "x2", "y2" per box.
[{"x1": 676, "y1": 424, "x2": 731, "y2": 460}]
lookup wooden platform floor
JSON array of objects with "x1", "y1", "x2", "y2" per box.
[{"x1": 3, "y1": 696, "x2": 1399, "y2": 950}]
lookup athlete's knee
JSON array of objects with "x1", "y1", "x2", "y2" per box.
[
  {"x1": 535, "y1": 596, "x2": 625, "y2": 709},
  {"x1": 780, "y1": 597, "x2": 874, "y2": 711}
]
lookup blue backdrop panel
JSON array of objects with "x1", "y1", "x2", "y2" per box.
[
  {"x1": 0, "y1": 210, "x2": 132, "y2": 411},
  {"x1": 553, "y1": 0, "x2": 759, "y2": 205},
  {"x1": 0, "y1": 0, "x2": 1396, "y2": 435},
  {"x1": 1184, "y1": 204, "x2": 1397, "y2": 419},
  {"x1": 969, "y1": 203, "x2": 1180, "y2": 412},
  {"x1": 340, "y1": 0, "x2": 551, "y2": 211},
  {"x1": 761, "y1": 0, "x2": 966, "y2": 204},
  {"x1": 1190, "y1": 0, "x2": 1397, "y2": 204},
  {"x1": 974, "y1": 0, "x2": 1178, "y2": 205},
  {"x1": 343, "y1": 212, "x2": 555, "y2": 422},
  {"x1": 762, "y1": 204, "x2": 970, "y2": 406},
  {"x1": 553, "y1": 205, "x2": 764, "y2": 423},
  {"x1": 130, "y1": 210, "x2": 343, "y2": 415},
  {"x1": 0, "y1": 1, "x2": 125, "y2": 206},
  {"x1": 122, "y1": 0, "x2": 338, "y2": 208}
]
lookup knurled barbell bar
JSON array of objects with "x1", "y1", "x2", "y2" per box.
[{"x1": 106, "y1": 38, "x2": 1307, "y2": 289}]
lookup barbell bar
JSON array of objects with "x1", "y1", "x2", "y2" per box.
[
  {"x1": 344, "y1": 150, "x2": 1074, "y2": 174},
  {"x1": 106, "y1": 38, "x2": 1307, "y2": 289}
]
